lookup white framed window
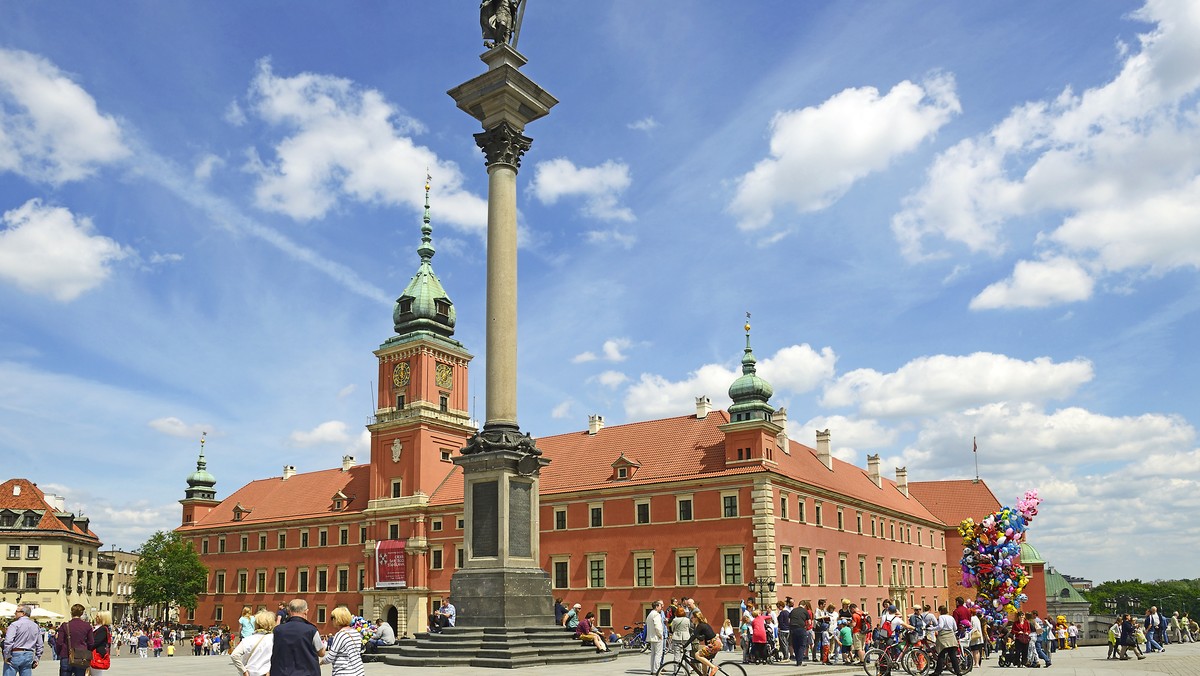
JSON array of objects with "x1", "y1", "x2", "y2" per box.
[
  {"x1": 589, "y1": 503, "x2": 603, "y2": 528},
  {"x1": 587, "y1": 555, "x2": 606, "y2": 588},
  {"x1": 780, "y1": 492, "x2": 789, "y2": 520},
  {"x1": 675, "y1": 549, "x2": 697, "y2": 586},
  {"x1": 676, "y1": 495, "x2": 694, "y2": 522},
  {"x1": 634, "y1": 552, "x2": 653, "y2": 587},
  {"x1": 721, "y1": 490, "x2": 739, "y2": 518},
  {"x1": 554, "y1": 508, "x2": 567, "y2": 530},
  {"x1": 552, "y1": 556, "x2": 570, "y2": 589},
  {"x1": 635, "y1": 499, "x2": 651, "y2": 525},
  {"x1": 721, "y1": 548, "x2": 743, "y2": 585}
]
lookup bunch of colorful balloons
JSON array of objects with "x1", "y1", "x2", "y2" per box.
[
  {"x1": 958, "y1": 489, "x2": 1042, "y2": 624},
  {"x1": 350, "y1": 615, "x2": 375, "y2": 644}
]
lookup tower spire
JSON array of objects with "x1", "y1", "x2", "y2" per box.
[
  {"x1": 418, "y1": 170, "x2": 435, "y2": 262},
  {"x1": 728, "y1": 313, "x2": 774, "y2": 422},
  {"x1": 393, "y1": 174, "x2": 457, "y2": 338}
]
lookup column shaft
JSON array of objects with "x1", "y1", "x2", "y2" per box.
[{"x1": 485, "y1": 163, "x2": 519, "y2": 426}]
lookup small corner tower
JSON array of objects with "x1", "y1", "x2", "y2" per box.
[
  {"x1": 180, "y1": 432, "x2": 220, "y2": 526},
  {"x1": 369, "y1": 176, "x2": 476, "y2": 503},
  {"x1": 720, "y1": 318, "x2": 782, "y2": 465}
]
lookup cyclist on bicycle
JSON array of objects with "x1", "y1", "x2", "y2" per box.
[{"x1": 688, "y1": 611, "x2": 722, "y2": 676}]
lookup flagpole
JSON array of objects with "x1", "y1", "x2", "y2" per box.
[{"x1": 973, "y1": 435, "x2": 980, "y2": 483}]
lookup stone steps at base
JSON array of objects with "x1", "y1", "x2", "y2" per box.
[{"x1": 363, "y1": 628, "x2": 620, "y2": 668}]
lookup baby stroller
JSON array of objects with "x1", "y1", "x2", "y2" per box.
[{"x1": 996, "y1": 637, "x2": 1027, "y2": 668}]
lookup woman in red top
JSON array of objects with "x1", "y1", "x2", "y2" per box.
[
  {"x1": 749, "y1": 609, "x2": 770, "y2": 663},
  {"x1": 1011, "y1": 612, "x2": 1033, "y2": 667}
]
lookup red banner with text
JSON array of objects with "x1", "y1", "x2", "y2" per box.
[{"x1": 375, "y1": 540, "x2": 407, "y2": 588}]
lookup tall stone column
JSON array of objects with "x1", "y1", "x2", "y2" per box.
[{"x1": 447, "y1": 44, "x2": 557, "y2": 628}]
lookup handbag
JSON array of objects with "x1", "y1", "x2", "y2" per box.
[
  {"x1": 66, "y1": 622, "x2": 92, "y2": 669},
  {"x1": 91, "y1": 624, "x2": 112, "y2": 669}
]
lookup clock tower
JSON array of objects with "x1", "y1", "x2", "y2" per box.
[{"x1": 368, "y1": 179, "x2": 475, "y2": 503}]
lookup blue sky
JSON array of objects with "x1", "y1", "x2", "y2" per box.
[{"x1": 2, "y1": 2, "x2": 1198, "y2": 585}]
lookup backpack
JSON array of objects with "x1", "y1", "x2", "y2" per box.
[{"x1": 859, "y1": 613, "x2": 873, "y2": 635}]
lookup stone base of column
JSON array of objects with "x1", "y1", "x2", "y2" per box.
[{"x1": 449, "y1": 567, "x2": 552, "y2": 627}]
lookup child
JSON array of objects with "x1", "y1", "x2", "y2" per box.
[{"x1": 838, "y1": 619, "x2": 853, "y2": 664}]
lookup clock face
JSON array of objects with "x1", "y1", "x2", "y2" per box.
[
  {"x1": 392, "y1": 362, "x2": 410, "y2": 387},
  {"x1": 435, "y1": 363, "x2": 453, "y2": 389}
]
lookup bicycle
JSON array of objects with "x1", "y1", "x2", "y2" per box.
[
  {"x1": 656, "y1": 639, "x2": 747, "y2": 676},
  {"x1": 620, "y1": 622, "x2": 649, "y2": 653}
]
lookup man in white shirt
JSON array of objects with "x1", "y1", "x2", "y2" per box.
[
  {"x1": 930, "y1": 606, "x2": 962, "y2": 676},
  {"x1": 646, "y1": 600, "x2": 665, "y2": 675}
]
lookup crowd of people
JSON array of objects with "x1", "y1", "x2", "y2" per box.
[{"x1": 1107, "y1": 605, "x2": 1195, "y2": 661}]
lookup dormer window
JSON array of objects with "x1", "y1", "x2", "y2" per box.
[
  {"x1": 0, "y1": 513, "x2": 15, "y2": 528},
  {"x1": 609, "y1": 453, "x2": 641, "y2": 481},
  {"x1": 232, "y1": 503, "x2": 252, "y2": 522},
  {"x1": 331, "y1": 491, "x2": 351, "y2": 511},
  {"x1": 435, "y1": 299, "x2": 450, "y2": 317},
  {"x1": 22, "y1": 513, "x2": 39, "y2": 528},
  {"x1": 398, "y1": 298, "x2": 413, "y2": 314}
]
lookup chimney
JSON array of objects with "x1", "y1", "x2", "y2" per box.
[
  {"x1": 774, "y1": 407, "x2": 790, "y2": 454},
  {"x1": 588, "y1": 414, "x2": 605, "y2": 435},
  {"x1": 895, "y1": 466, "x2": 909, "y2": 498},
  {"x1": 867, "y1": 454, "x2": 882, "y2": 488},
  {"x1": 695, "y1": 396, "x2": 711, "y2": 419},
  {"x1": 282, "y1": 465, "x2": 297, "y2": 480},
  {"x1": 816, "y1": 429, "x2": 832, "y2": 470},
  {"x1": 342, "y1": 455, "x2": 355, "y2": 472},
  {"x1": 49, "y1": 494, "x2": 66, "y2": 511}
]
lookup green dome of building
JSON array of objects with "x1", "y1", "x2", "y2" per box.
[
  {"x1": 184, "y1": 433, "x2": 217, "y2": 501},
  {"x1": 728, "y1": 322, "x2": 775, "y2": 422},
  {"x1": 393, "y1": 179, "x2": 456, "y2": 338}
]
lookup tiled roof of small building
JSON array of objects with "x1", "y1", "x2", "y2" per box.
[
  {"x1": 180, "y1": 465, "x2": 370, "y2": 529},
  {"x1": 907, "y1": 479, "x2": 1003, "y2": 529},
  {"x1": 0, "y1": 478, "x2": 99, "y2": 539}
]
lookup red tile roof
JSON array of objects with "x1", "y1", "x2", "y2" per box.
[
  {"x1": 428, "y1": 412, "x2": 943, "y2": 523},
  {"x1": 180, "y1": 465, "x2": 371, "y2": 529},
  {"x1": 0, "y1": 478, "x2": 99, "y2": 539},
  {"x1": 907, "y1": 479, "x2": 1002, "y2": 530}
]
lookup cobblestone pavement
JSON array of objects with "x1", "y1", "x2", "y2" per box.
[{"x1": 90, "y1": 641, "x2": 1199, "y2": 675}]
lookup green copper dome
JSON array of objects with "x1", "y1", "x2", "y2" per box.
[
  {"x1": 184, "y1": 434, "x2": 217, "y2": 501},
  {"x1": 728, "y1": 322, "x2": 775, "y2": 422},
  {"x1": 393, "y1": 180, "x2": 456, "y2": 337}
]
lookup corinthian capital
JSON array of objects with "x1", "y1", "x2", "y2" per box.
[{"x1": 474, "y1": 121, "x2": 532, "y2": 169}]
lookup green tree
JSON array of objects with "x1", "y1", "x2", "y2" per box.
[
  {"x1": 131, "y1": 530, "x2": 208, "y2": 621},
  {"x1": 1084, "y1": 578, "x2": 1200, "y2": 618}
]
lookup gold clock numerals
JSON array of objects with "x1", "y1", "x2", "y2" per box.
[
  {"x1": 435, "y1": 363, "x2": 453, "y2": 388},
  {"x1": 392, "y1": 362, "x2": 410, "y2": 387}
]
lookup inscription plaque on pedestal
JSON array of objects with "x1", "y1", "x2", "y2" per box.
[
  {"x1": 472, "y1": 480, "x2": 499, "y2": 557},
  {"x1": 509, "y1": 481, "x2": 531, "y2": 557}
]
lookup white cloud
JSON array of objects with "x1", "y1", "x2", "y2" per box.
[
  {"x1": 0, "y1": 199, "x2": 131, "y2": 301},
  {"x1": 893, "y1": 2, "x2": 1200, "y2": 302},
  {"x1": 148, "y1": 252, "x2": 184, "y2": 265},
  {"x1": 624, "y1": 342, "x2": 836, "y2": 420},
  {"x1": 822, "y1": 352, "x2": 1093, "y2": 417},
  {"x1": 147, "y1": 417, "x2": 210, "y2": 439},
  {"x1": 0, "y1": 48, "x2": 129, "y2": 184},
  {"x1": 243, "y1": 60, "x2": 486, "y2": 232},
  {"x1": 628, "y1": 116, "x2": 659, "y2": 132},
  {"x1": 625, "y1": 363, "x2": 739, "y2": 420},
  {"x1": 969, "y1": 257, "x2": 1095, "y2": 309},
  {"x1": 731, "y1": 73, "x2": 960, "y2": 231},
  {"x1": 585, "y1": 229, "x2": 637, "y2": 249},
  {"x1": 758, "y1": 344, "x2": 837, "y2": 393},
  {"x1": 593, "y1": 370, "x2": 628, "y2": 388},
  {"x1": 905, "y1": 401, "x2": 1195, "y2": 471},
  {"x1": 194, "y1": 153, "x2": 223, "y2": 181},
  {"x1": 288, "y1": 420, "x2": 353, "y2": 447},
  {"x1": 528, "y1": 158, "x2": 634, "y2": 222},
  {"x1": 795, "y1": 414, "x2": 900, "y2": 462},
  {"x1": 573, "y1": 338, "x2": 632, "y2": 363},
  {"x1": 337, "y1": 384, "x2": 357, "y2": 399},
  {"x1": 551, "y1": 399, "x2": 573, "y2": 419},
  {"x1": 224, "y1": 100, "x2": 247, "y2": 126}
]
